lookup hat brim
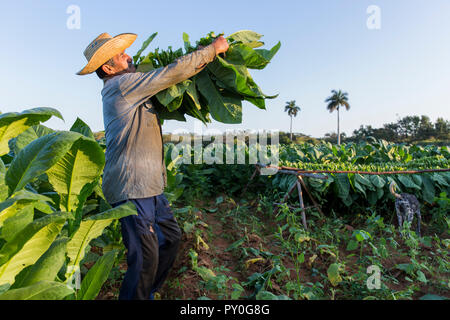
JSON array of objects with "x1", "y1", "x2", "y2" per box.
[{"x1": 77, "y1": 33, "x2": 137, "y2": 75}]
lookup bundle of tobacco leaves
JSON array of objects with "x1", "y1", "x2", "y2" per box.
[{"x1": 133, "y1": 30, "x2": 281, "y2": 124}]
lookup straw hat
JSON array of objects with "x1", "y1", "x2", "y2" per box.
[{"x1": 77, "y1": 32, "x2": 137, "y2": 75}]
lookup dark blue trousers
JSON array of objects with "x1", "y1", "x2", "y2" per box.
[{"x1": 113, "y1": 194, "x2": 182, "y2": 300}]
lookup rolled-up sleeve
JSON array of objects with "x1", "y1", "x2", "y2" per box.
[{"x1": 118, "y1": 44, "x2": 216, "y2": 105}]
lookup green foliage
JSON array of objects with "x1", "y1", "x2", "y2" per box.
[
  {"x1": 133, "y1": 30, "x2": 280, "y2": 124},
  {"x1": 0, "y1": 112, "x2": 138, "y2": 300},
  {"x1": 0, "y1": 280, "x2": 73, "y2": 300},
  {"x1": 0, "y1": 212, "x2": 71, "y2": 286},
  {"x1": 0, "y1": 105, "x2": 447, "y2": 301},
  {"x1": 429, "y1": 192, "x2": 450, "y2": 234},
  {"x1": 70, "y1": 118, "x2": 95, "y2": 140},
  {"x1": 0, "y1": 108, "x2": 63, "y2": 156},
  {"x1": 272, "y1": 140, "x2": 450, "y2": 208},
  {"x1": 327, "y1": 263, "x2": 343, "y2": 287},
  {"x1": 12, "y1": 237, "x2": 69, "y2": 289},
  {"x1": 8, "y1": 125, "x2": 55, "y2": 156},
  {"x1": 46, "y1": 136, "x2": 105, "y2": 213},
  {"x1": 168, "y1": 137, "x2": 448, "y2": 213},
  {"x1": 77, "y1": 250, "x2": 117, "y2": 300},
  {"x1": 65, "y1": 202, "x2": 137, "y2": 287},
  {"x1": 5, "y1": 132, "x2": 83, "y2": 195},
  {"x1": 352, "y1": 115, "x2": 450, "y2": 143}
]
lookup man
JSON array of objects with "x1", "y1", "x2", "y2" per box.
[{"x1": 77, "y1": 32, "x2": 229, "y2": 300}]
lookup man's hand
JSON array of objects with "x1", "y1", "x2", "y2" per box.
[{"x1": 212, "y1": 36, "x2": 229, "y2": 55}]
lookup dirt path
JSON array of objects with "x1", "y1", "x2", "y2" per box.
[{"x1": 160, "y1": 196, "x2": 251, "y2": 299}]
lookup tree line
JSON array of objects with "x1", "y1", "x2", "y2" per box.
[{"x1": 351, "y1": 115, "x2": 449, "y2": 143}]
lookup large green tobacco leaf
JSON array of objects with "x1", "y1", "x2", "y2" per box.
[
  {"x1": 214, "y1": 57, "x2": 278, "y2": 102},
  {"x1": 0, "y1": 108, "x2": 63, "y2": 156},
  {"x1": 5, "y1": 131, "x2": 82, "y2": 195},
  {"x1": 398, "y1": 175, "x2": 421, "y2": 190},
  {"x1": 65, "y1": 202, "x2": 137, "y2": 285},
  {"x1": 185, "y1": 97, "x2": 209, "y2": 124},
  {"x1": 8, "y1": 125, "x2": 54, "y2": 156},
  {"x1": 196, "y1": 71, "x2": 242, "y2": 124},
  {"x1": 0, "y1": 280, "x2": 73, "y2": 300},
  {"x1": 412, "y1": 174, "x2": 423, "y2": 187},
  {"x1": 334, "y1": 174, "x2": 350, "y2": 200},
  {"x1": 252, "y1": 42, "x2": 282, "y2": 67},
  {"x1": 185, "y1": 78, "x2": 201, "y2": 110},
  {"x1": 77, "y1": 250, "x2": 117, "y2": 300},
  {"x1": 207, "y1": 57, "x2": 258, "y2": 98},
  {"x1": 0, "y1": 212, "x2": 71, "y2": 286},
  {"x1": 369, "y1": 175, "x2": 385, "y2": 189},
  {"x1": 12, "y1": 238, "x2": 68, "y2": 289},
  {"x1": 70, "y1": 118, "x2": 95, "y2": 140},
  {"x1": 166, "y1": 95, "x2": 184, "y2": 112},
  {"x1": 421, "y1": 175, "x2": 436, "y2": 204},
  {"x1": 0, "y1": 190, "x2": 54, "y2": 228},
  {"x1": 154, "y1": 103, "x2": 187, "y2": 122},
  {"x1": 156, "y1": 80, "x2": 191, "y2": 111},
  {"x1": 92, "y1": 177, "x2": 106, "y2": 201},
  {"x1": 230, "y1": 42, "x2": 281, "y2": 70},
  {"x1": 0, "y1": 205, "x2": 34, "y2": 242},
  {"x1": 184, "y1": 79, "x2": 210, "y2": 124},
  {"x1": 0, "y1": 167, "x2": 7, "y2": 203},
  {"x1": 377, "y1": 187, "x2": 384, "y2": 200},
  {"x1": 353, "y1": 180, "x2": 367, "y2": 197},
  {"x1": 46, "y1": 136, "x2": 105, "y2": 213},
  {"x1": 442, "y1": 172, "x2": 450, "y2": 184},
  {"x1": 431, "y1": 173, "x2": 449, "y2": 187},
  {"x1": 209, "y1": 56, "x2": 275, "y2": 110},
  {"x1": 227, "y1": 30, "x2": 263, "y2": 47},
  {"x1": 133, "y1": 32, "x2": 158, "y2": 65},
  {"x1": 307, "y1": 176, "x2": 330, "y2": 193},
  {"x1": 355, "y1": 174, "x2": 374, "y2": 191}
]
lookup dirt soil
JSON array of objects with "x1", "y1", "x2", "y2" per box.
[{"x1": 96, "y1": 196, "x2": 450, "y2": 300}]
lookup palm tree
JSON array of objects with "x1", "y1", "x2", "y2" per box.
[
  {"x1": 325, "y1": 90, "x2": 350, "y2": 145},
  {"x1": 284, "y1": 101, "x2": 301, "y2": 141}
]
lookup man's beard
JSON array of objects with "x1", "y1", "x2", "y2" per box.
[{"x1": 127, "y1": 62, "x2": 136, "y2": 73}]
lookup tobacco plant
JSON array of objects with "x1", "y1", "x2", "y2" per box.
[{"x1": 0, "y1": 108, "x2": 137, "y2": 300}]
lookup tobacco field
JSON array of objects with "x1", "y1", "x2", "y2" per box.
[{"x1": 0, "y1": 108, "x2": 448, "y2": 300}]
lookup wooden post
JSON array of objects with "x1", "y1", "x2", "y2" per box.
[
  {"x1": 297, "y1": 176, "x2": 325, "y2": 218},
  {"x1": 242, "y1": 166, "x2": 259, "y2": 196},
  {"x1": 273, "y1": 179, "x2": 297, "y2": 215},
  {"x1": 296, "y1": 180, "x2": 308, "y2": 230}
]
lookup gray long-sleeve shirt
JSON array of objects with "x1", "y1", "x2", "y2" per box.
[{"x1": 101, "y1": 44, "x2": 216, "y2": 205}]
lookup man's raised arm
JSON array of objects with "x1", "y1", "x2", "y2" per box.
[{"x1": 118, "y1": 36, "x2": 229, "y2": 104}]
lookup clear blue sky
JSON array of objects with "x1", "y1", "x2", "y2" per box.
[{"x1": 1, "y1": 0, "x2": 449, "y2": 137}]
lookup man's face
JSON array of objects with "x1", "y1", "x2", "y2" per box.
[{"x1": 103, "y1": 50, "x2": 136, "y2": 75}]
